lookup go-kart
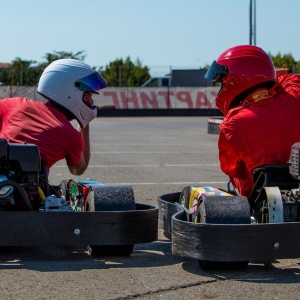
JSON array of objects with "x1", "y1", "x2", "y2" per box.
[
  {"x1": 0, "y1": 138, "x2": 158, "y2": 256},
  {"x1": 158, "y1": 143, "x2": 300, "y2": 269}
]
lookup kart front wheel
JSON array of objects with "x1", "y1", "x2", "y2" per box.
[
  {"x1": 86, "y1": 185, "x2": 135, "y2": 257},
  {"x1": 197, "y1": 196, "x2": 250, "y2": 270}
]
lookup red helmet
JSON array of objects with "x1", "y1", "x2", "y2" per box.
[{"x1": 205, "y1": 45, "x2": 276, "y2": 114}]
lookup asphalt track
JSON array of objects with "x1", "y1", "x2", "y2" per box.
[{"x1": 1, "y1": 117, "x2": 300, "y2": 300}]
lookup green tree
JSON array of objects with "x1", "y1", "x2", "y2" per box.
[
  {"x1": 38, "y1": 50, "x2": 87, "y2": 75},
  {"x1": 43, "y1": 50, "x2": 86, "y2": 64},
  {"x1": 0, "y1": 50, "x2": 87, "y2": 86},
  {"x1": 0, "y1": 66, "x2": 10, "y2": 85},
  {"x1": 8, "y1": 58, "x2": 39, "y2": 86},
  {"x1": 295, "y1": 61, "x2": 300, "y2": 74},
  {"x1": 269, "y1": 52, "x2": 297, "y2": 73},
  {"x1": 100, "y1": 57, "x2": 150, "y2": 87}
]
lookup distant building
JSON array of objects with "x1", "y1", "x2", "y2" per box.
[
  {"x1": 275, "y1": 67, "x2": 291, "y2": 76},
  {"x1": 0, "y1": 63, "x2": 11, "y2": 69}
]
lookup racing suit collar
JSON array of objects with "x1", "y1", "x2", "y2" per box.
[{"x1": 242, "y1": 87, "x2": 272, "y2": 105}]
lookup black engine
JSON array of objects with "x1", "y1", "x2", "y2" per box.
[{"x1": 0, "y1": 138, "x2": 41, "y2": 210}]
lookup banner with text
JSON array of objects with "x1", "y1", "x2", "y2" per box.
[
  {"x1": 0, "y1": 86, "x2": 219, "y2": 109},
  {"x1": 95, "y1": 87, "x2": 219, "y2": 109}
]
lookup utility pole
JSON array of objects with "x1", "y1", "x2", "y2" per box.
[
  {"x1": 119, "y1": 65, "x2": 122, "y2": 87},
  {"x1": 249, "y1": 0, "x2": 256, "y2": 45},
  {"x1": 19, "y1": 63, "x2": 23, "y2": 86}
]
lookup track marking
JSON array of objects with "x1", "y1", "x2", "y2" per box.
[
  {"x1": 53, "y1": 163, "x2": 220, "y2": 168},
  {"x1": 91, "y1": 151, "x2": 213, "y2": 154},
  {"x1": 90, "y1": 143, "x2": 216, "y2": 146}
]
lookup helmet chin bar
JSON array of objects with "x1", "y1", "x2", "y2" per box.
[{"x1": 77, "y1": 105, "x2": 97, "y2": 128}]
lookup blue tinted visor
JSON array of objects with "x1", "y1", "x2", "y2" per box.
[
  {"x1": 204, "y1": 61, "x2": 228, "y2": 82},
  {"x1": 75, "y1": 72, "x2": 108, "y2": 94}
]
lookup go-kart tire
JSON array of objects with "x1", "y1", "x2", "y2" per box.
[
  {"x1": 197, "y1": 195, "x2": 250, "y2": 270},
  {"x1": 87, "y1": 244, "x2": 134, "y2": 257},
  {"x1": 86, "y1": 185, "x2": 135, "y2": 257},
  {"x1": 86, "y1": 185, "x2": 135, "y2": 212}
]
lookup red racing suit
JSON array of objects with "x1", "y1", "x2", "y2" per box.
[
  {"x1": 219, "y1": 73, "x2": 300, "y2": 198},
  {"x1": 0, "y1": 97, "x2": 83, "y2": 171}
]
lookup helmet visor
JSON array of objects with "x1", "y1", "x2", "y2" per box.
[
  {"x1": 75, "y1": 72, "x2": 108, "y2": 94},
  {"x1": 205, "y1": 61, "x2": 228, "y2": 82}
]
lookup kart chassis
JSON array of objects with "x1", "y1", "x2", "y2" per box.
[
  {"x1": 158, "y1": 143, "x2": 300, "y2": 266},
  {"x1": 0, "y1": 138, "x2": 158, "y2": 253}
]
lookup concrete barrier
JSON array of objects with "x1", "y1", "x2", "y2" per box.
[
  {"x1": 207, "y1": 117, "x2": 223, "y2": 134},
  {"x1": 97, "y1": 108, "x2": 223, "y2": 117}
]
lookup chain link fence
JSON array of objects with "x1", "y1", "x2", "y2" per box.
[{"x1": 0, "y1": 86, "x2": 45, "y2": 102}]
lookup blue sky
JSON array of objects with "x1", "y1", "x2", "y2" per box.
[{"x1": 2, "y1": 0, "x2": 300, "y2": 75}]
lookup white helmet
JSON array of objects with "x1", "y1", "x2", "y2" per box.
[{"x1": 37, "y1": 59, "x2": 108, "y2": 128}]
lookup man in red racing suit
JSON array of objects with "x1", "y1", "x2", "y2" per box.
[
  {"x1": 0, "y1": 59, "x2": 107, "y2": 176},
  {"x1": 205, "y1": 45, "x2": 300, "y2": 198},
  {"x1": 0, "y1": 97, "x2": 83, "y2": 171}
]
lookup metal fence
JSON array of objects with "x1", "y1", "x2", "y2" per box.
[{"x1": 0, "y1": 86, "x2": 45, "y2": 102}]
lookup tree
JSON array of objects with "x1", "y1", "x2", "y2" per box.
[
  {"x1": 8, "y1": 58, "x2": 39, "y2": 86},
  {"x1": 269, "y1": 52, "x2": 297, "y2": 73},
  {"x1": 100, "y1": 57, "x2": 151, "y2": 87},
  {"x1": 0, "y1": 65, "x2": 10, "y2": 86},
  {"x1": 38, "y1": 50, "x2": 87, "y2": 75},
  {"x1": 0, "y1": 50, "x2": 87, "y2": 86},
  {"x1": 43, "y1": 50, "x2": 86, "y2": 64}
]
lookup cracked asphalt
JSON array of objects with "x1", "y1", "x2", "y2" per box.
[{"x1": 0, "y1": 116, "x2": 299, "y2": 300}]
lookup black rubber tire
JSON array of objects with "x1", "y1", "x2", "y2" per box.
[
  {"x1": 86, "y1": 185, "x2": 135, "y2": 257},
  {"x1": 197, "y1": 196, "x2": 250, "y2": 270},
  {"x1": 86, "y1": 185, "x2": 135, "y2": 212},
  {"x1": 198, "y1": 195, "x2": 251, "y2": 224}
]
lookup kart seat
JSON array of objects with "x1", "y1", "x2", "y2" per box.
[{"x1": 249, "y1": 164, "x2": 298, "y2": 207}]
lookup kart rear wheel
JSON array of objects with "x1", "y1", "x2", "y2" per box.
[
  {"x1": 86, "y1": 185, "x2": 135, "y2": 257},
  {"x1": 197, "y1": 196, "x2": 250, "y2": 270}
]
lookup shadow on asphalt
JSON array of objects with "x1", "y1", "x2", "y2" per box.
[
  {"x1": 181, "y1": 260, "x2": 300, "y2": 283},
  {"x1": 0, "y1": 239, "x2": 183, "y2": 272}
]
